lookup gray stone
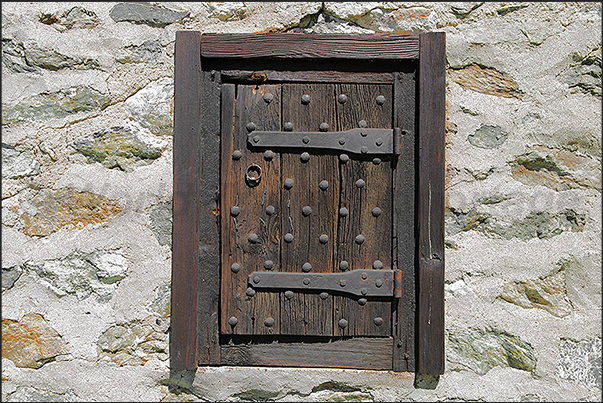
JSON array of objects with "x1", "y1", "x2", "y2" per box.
[
  {"x1": 109, "y1": 2, "x2": 189, "y2": 27},
  {"x1": 24, "y1": 46, "x2": 100, "y2": 71},
  {"x1": 500, "y1": 267, "x2": 573, "y2": 318},
  {"x1": 150, "y1": 201, "x2": 172, "y2": 247},
  {"x1": 290, "y1": 12, "x2": 373, "y2": 34},
  {"x1": 5, "y1": 386, "x2": 78, "y2": 402},
  {"x1": 1, "y1": 39, "x2": 38, "y2": 73},
  {"x1": 445, "y1": 207, "x2": 491, "y2": 236},
  {"x1": 204, "y1": 2, "x2": 247, "y2": 22},
  {"x1": 449, "y1": 64, "x2": 523, "y2": 98},
  {"x1": 2, "y1": 265, "x2": 23, "y2": 291},
  {"x1": 117, "y1": 40, "x2": 164, "y2": 65},
  {"x1": 447, "y1": 329, "x2": 537, "y2": 375},
  {"x1": 124, "y1": 78, "x2": 173, "y2": 136},
  {"x1": 150, "y1": 283, "x2": 171, "y2": 320},
  {"x1": 564, "y1": 47, "x2": 602, "y2": 97},
  {"x1": 2, "y1": 144, "x2": 40, "y2": 178},
  {"x1": 467, "y1": 124, "x2": 508, "y2": 149},
  {"x1": 451, "y1": 3, "x2": 484, "y2": 17},
  {"x1": 491, "y1": 210, "x2": 587, "y2": 240},
  {"x1": 71, "y1": 126, "x2": 165, "y2": 171},
  {"x1": 510, "y1": 145, "x2": 601, "y2": 191},
  {"x1": 24, "y1": 250, "x2": 128, "y2": 301},
  {"x1": 97, "y1": 321, "x2": 168, "y2": 365},
  {"x1": 557, "y1": 338, "x2": 602, "y2": 390},
  {"x1": 2, "y1": 86, "x2": 110, "y2": 126},
  {"x1": 57, "y1": 6, "x2": 100, "y2": 31},
  {"x1": 497, "y1": 4, "x2": 529, "y2": 16}
]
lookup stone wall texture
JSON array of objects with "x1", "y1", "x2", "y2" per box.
[{"x1": 2, "y1": 2, "x2": 601, "y2": 402}]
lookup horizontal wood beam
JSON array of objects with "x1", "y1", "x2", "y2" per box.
[
  {"x1": 201, "y1": 33, "x2": 420, "y2": 59},
  {"x1": 221, "y1": 69, "x2": 394, "y2": 84},
  {"x1": 221, "y1": 338, "x2": 393, "y2": 370}
]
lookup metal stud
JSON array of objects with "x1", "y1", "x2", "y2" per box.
[
  {"x1": 320, "y1": 292, "x2": 329, "y2": 300},
  {"x1": 302, "y1": 136, "x2": 310, "y2": 144},
  {"x1": 246, "y1": 287, "x2": 256, "y2": 297},
  {"x1": 361, "y1": 287, "x2": 368, "y2": 295},
  {"x1": 372, "y1": 207, "x2": 382, "y2": 217},
  {"x1": 360, "y1": 130, "x2": 368, "y2": 137},
  {"x1": 340, "y1": 279, "x2": 347, "y2": 287},
  {"x1": 338, "y1": 318, "x2": 348, "y2": 328},
  {"x1": 248, "y1": 233, "x2": 259, "y2": 243},
  {"x1": 246, "y1": 122, "x2": 256, "y2": 132},
  {"x1": 301, "y1": 94, "x2": 311, "y2": 104},
  {"x1": 373, "y1": 260, "x2": 384, "y2": 269},
  {"x1": 303, "y1": 278, "x2": 310, "y2": 285},
  {"x1": 284, "y1": 122, "x2": 294, "y2": 131},
  {"x1": 228, "y1": 316, "x2": 238, "y2": 326},
  {"x1": 284, "y1": 233, "x2": 294, "y2": 243},
  {"x1": 338, "y1": 94, "x2": 347, "y2": 104},
  {"x1": 358, "y1": 298, "x2": 367, "y2": 306},
  {"x1": 360, "y1": 146, "x2": 368, "y2": 154},
  {"x1": 231, "y1": 263, "x2": 241, "y2": 273},
  {"x1": 376, "y1": 95, "x2": 386, "y2": 105},
  {"x1": 232, "y1": 150, "x2": 242, "y2": 160},
  {"x1": 266, "y1": 205, "x2": 276, "y2": 216},
  {"x1": 374, "y1": 317, "x2": 384, "y2": 326},
  {"x1": 372, "y1": 158, "x2": 382, "y2": 165},
  {"x1": 355, "y1": 234, "x2": 365, "y2": 244},
  {"x1": 264, "y1": 150, "x2": 275, "y2": 160},
  {"x1": 319, "y1": 234, "x2": 328, "y2": 244},
  {"x1": 375, "y1": 138, "x2": 383, "y2": 147},
  {"x1": 361, "y1": 272, "x2": 368, "y2": 280},
  {"x1": 300, "y1": 152, "x2": 310, "y2": 162},
  {"x1": 230, "y1": 206, "x2": 240, "y2": 217},
  {"x1": 263, "y1": 93, "x2": 274, "y2": 103},
  {"x1": 319, "y1": 180, "x2": 329, "y2": 191},
  {"x1": 264, "y1": 260, "x2": 274, "y2": 270},
  {"x1": 319, "y1": 122, "x2": 329, "y2": 132},
  {"x1": 253, "y1": 136, "x2": 260, "y2": 143},
  {"x1": 375, "y1": 279, "x2": 383, "y2": 288},
  {"x1": 339, "y1": 261, "x2": 349, "y2": 271},
  {"x1": 338, "y1": 137, "x2": 346, "y2": 145},
  {"x1": 264, "y1": 317, "x2": 275, "y2": 327},
  {"x1": 355, "y1": 179, "x2": 366, "y2": 188},
  {"x1": 339, "y1": 153, "x2": 349, "y2": 163},
  {"x1": 302, "y1": 206, "x2": 312, "y2": 216},
  {"x1": 253, "y1": 275, "x2": 261, "y2": 284},
  {"x1": 339, "y1": 207, "x2": 349, "y2": 217},
  {"x1": 358, "y1": 120, "x2": 368, "y2": 128},
  {"x1": 302, "y1": 262, "x2": 312, "y2": 272},
  {"x1": 284, "y1": 290, "x2": 294, "y2": 300},
  {"x1": 284, "y1": 178, "x2": 294, "y2": 189}
]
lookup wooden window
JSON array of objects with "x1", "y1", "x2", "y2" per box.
[{"x1": 172, "y1": 32, "x2": 445, "y2": 374}]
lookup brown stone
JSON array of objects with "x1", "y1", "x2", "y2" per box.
[
  {"x1": 18, "y1": 188, "x2": 123, "y2": 237},
  {"x1": 449, "y1": 64, "x2": 523, "y2": 98},
  {"x1": 1, "y1": 313, "x2": 67, "y2": 368}
]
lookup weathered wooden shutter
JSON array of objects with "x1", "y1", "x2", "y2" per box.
[{"x1": 172, "y1": 32, "x2": 445, "y2": 374}]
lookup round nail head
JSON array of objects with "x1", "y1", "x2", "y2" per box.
[
  {"x1": 231, "y1": 263, "x2": 241, "y2": 273},
  {"x1": 284, "y1": 178, "x2": 294, "y2": 189},
  {"x1": 230, "y1": 206, "x2": 240, "y2": 217},
  {"x1": 374, "y1": 317, "x2": 384, "y2": 326},
  {"x1": 301, "y1": 152, "x2": 310, "y2": 162},
  {"x1": 263, "y1": 93, "x2": 274, "y2": 103},
  {"x1": 264, "y1": 150, "x2": 274, "y2": 160},
  {"x1": 338, "y1": 94, "x2": 347, "y2": 104},
  {"x1": 248, "y1": 233, "x2": 259, "y2": 243},
  {"x1": 319, "y1": 234, "x2": 328, "y2": 244},
  {"x1": 264, "y1": 260, "x2": 274, "y2": 270},
  {"x1": 319, "y1": 180, "x2": 329, "y2": 190},
  {"x1": 339, "y1": 261, "x2": 349, "y2": 271},
  {"x1": 228, "y1": 317, "x2": 238, "y2": 326},
  {"x1": 373, "y1": 260, "x2": 383, "y2": 269},
  {"x1": 372, "y1": 207, "x2": 382, "y2": 217},
  {"x1": 264, "y1": 317, "x2": 275, "y2": 327},
  {"x1": 302, "y1": 206, "x2": 312, "y2": 216},
  {"x1": 355, "y1": 235, "x2": 365, "y2": 244},
  {"x1": 339, "y1": 207, "x2": 349, "y2": 217},
  {"x1": 284, "y1": 122, "x2": 294, "y2": 131},
  {"x1": 358, "y1": 120, "x2": 368, "y2": 128},
  {"x1": 246, "y1": 122, "x2": 256, "y2": 132},
  {"x1": 338, "y1": 319, "x2": 348, "y2": 328},
  {"x1": 266, "y1": 205, "x2": 276, "y2": 216},
  {"x1": 320, "y1": 292, "x2": 329, "y2": 300},
  {"x1": 376, "y1": 95, "x2": 386, "y2": 105},
  {"x1": 355, "y1": 179, "x2": 366, "y2": 188},
  {"x1": 319, "y1": 122, "x2": 329, "y2": 132},
  {"x1": 284, "y1": 233, "x2": 294, "y2": 243},
  {"x1": 301, "y1": 94, "x2": 311, "y2": 104},
  {"x1": 339, "y1": 153, "x2": 349, "y2": 163},
  {"x1": 358, "y1": 298, "x2": 367, "y2": 306},
  {"x1": 246, "y1": 287, "x2": 256, "y2": 297},
  {"x1": 232, "y1": 150, "x2": 242, "y2": 160},
  {"x1": 285, "y1": 290, "x2": 294, "y2": 299},
  {"x1": 302, "y1": 262, "x2": 312, "y2": 272}
]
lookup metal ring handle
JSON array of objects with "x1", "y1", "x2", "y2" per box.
[{"x1": 245, "y1": 163, "x2": 262, "y2": 187}]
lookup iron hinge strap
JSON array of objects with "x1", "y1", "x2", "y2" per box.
[
  {"x1": 248, "y1": 269, "x2": 401, "y2": 298},
  {"x1": 248, "y1": 127, "x2": 401, "y2": 155}
]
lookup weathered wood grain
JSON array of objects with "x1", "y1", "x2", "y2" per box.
[
  {"x1": 202, "y1": 33, "x2": 420, "y2": 59},
  {"x1": 172, "y1": 30, "x2": 200, "y2": 369},
  {"x1": 334, "y1": 84, "x2": 393, "y2": 337},
  {"x1": 417, "y1": 32, "x2": 446, "y2": 375},
  {"x1": 221, "y1": 84, "x2": 282, "y2": 335},
  {"x1": 221, "y1": 70, "x2": 394, "y2": 84},
  {"x1": 280, "y1": 84, "x2": 338, "y2": 336},
  {"x1": 221, "y1": 337, "x2": 394, "y2": 370},
  {"x1": 392, "y1": 66, "x2": 418, "y2": 372}
]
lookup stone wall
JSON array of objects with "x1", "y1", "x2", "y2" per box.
[{"x1": 2, "y1": 2, "x2": 601, "y2": 402}]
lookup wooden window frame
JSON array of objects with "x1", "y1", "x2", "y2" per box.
[{"x1": 171, "y1": 32, "x2": 445, "y2": 375}]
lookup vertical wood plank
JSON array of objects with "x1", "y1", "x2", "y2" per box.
[
  {"x1": 334, "y1": 84, "x2": 393, "y2": 337},
  {"x1": 280, "y1": 84, "x2": 337, "y2": 336},
  {"x1": 196, "y1": 68, "x2": 222, "y2": 364},
  {"x1": 392, "y1": 66, "x2": 418, "y2": 372},
  {"x1": 221, "y1": 84, "x2": 282, "y2": 335},
  {"x1": 417, "y1": 32, "x2": 446, "y2": 375},
  {"x1": 172, "y1": 30, "x2": 200, "y2": 369}
]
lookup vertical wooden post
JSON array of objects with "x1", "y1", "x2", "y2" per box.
[
  {"x1": 417, "y1": 32, "x2": 446, "y2": 375},
  {"x1": 171, "y1": 30, "x2": 201, "y2": 370}
]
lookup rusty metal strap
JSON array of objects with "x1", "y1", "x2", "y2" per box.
[{"x1": 248, "y1": 269, "x2": 397, "y2": 298}]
